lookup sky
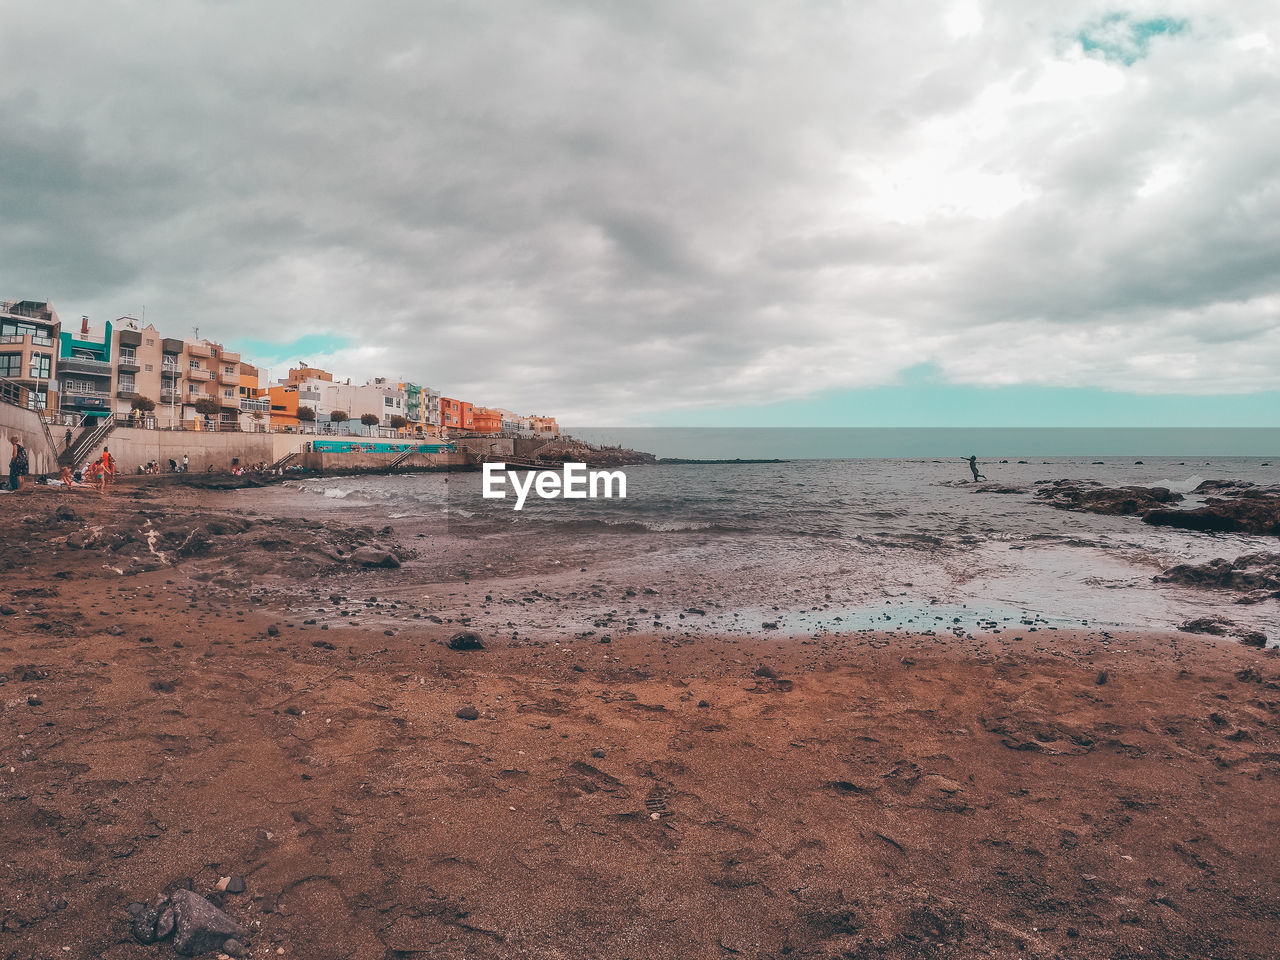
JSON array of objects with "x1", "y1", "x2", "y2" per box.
[{"x1": 2, "y1": 1, "x2": 1278, "y2": 426}]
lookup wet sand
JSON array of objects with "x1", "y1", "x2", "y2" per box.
[{"x1": 1, "y1": 485, "x2": 1278, "y2": 959}]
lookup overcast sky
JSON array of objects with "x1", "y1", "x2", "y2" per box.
[{"x1": 3, "y1": 1, "x2": 1278, "y2": 424}]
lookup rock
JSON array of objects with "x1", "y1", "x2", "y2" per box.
[
  {"x1": 1179, "y1": 617, "x2": 1233, "y2": 636},
  {"x1": 156, "y1": 907, "x2": 176, "y2": 939},
  {"x1": 350, "y1": 546, "x2": 401, "y2": 568},
  {"x1": 1035, "y1": 480, "x2": 1183, "y2": 516},
  {"x1": 169, "y1": 888, "x2": 249, "y2": 956},
  {"x1": 754, "y1": 664, "x2": 778, "y2": 679},
  {"x1": 266, "y1": 624, "x2": 280, "y2": 637},
  {"x1": 455, "y1": 705, "x2": 479, "y2": 720},
  {"x1": 0, "y1": 603, "x2": 15, "y2": 616},
  {"x1": 1095, "y1": 671, "x2": 1109, "y2": 685},
  {"x1": 214, "y1": 875, "x2": 246, "y2": 894},
  {"x1": 447, "y1": 631, "x2": 484, "y2": 651},
  {"x1": 108, "y1": 624, "x2": 125, "y2": 636},
  {"x1": 1239, "y1": 631, "x2": 1268, "y2": 648},
  {"x1": 130, "y1": 905, "x2": 160, "y2": 944},
  {"x1": 54, "y1": 505, "x2": 81, "y2": 521},
  {"x1": 222, "y1": 939, "x2": 248, "y2": 958}
]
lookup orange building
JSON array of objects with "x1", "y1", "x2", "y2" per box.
[
  {"x1": 440, "y1": 397, "x2": 473, "y2": 432},
  {"x1": 471, "y1": 407, "x2": 502, "y2": 433},
  {"x1": 265, "y1": 384, "x2": 302, "y2": 428},
  {"x1": 529, "y1": 415, "x2": 559, "y2": 438}
]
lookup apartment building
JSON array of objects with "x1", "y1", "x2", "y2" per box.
[
  {"x1": 402, "y1": 382, "x2": 442, "y2": 432},
  {"x1": 267, "y1": 368, "x2": 407, "y2": 433},
  {"x1": 439, "y1": 397, "x2": 473, "y2": 433},
  {"x1": 0, "y1": 299, "x2": 61, "y2": 410},
  {"x1": 58, "y1": 316, "x2": 114, "y2": 420},
  {"x1": 238, "y1": 363, "x2": 271, "y2": 430}
]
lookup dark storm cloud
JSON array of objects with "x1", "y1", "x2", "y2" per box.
[{"x1": 2, "y1": 0, "x2": 1278, "y2": 419}]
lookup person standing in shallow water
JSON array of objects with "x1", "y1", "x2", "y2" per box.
[{"x1": 967, "y1": 455, "x2": 985, "y2": 482}]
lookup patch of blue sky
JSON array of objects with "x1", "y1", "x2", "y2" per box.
[
  {"x1": 235, "y1": 333, "x2": 351, "y2": 364},
  {"x1": 1078, "y1": 12, "x2": 1188, "y2": 65}
]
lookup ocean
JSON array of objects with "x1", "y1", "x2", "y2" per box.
[{"x1": 284, "y1": 442, "x2": 1280, "y2": 645}]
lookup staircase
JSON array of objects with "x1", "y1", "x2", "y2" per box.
[
  {"x1": 269, "y1": 451, "x2": 298, "y2": 471},
  {"x1": 388, "y1": 448, "x2": 417, "y2": 469},
  {"x1": 61, "y1": 416, "x2": 115, "y2": 468}
]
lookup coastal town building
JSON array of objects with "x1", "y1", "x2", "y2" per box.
[
  {"x1": 440, "y1": 397, "x2": 473, "y2": 433},
  {"x1": 471, "y1": 407, "x2": 502, "y2": 433},
  {"x1": 0, "y1": 299, "x2": 61, "y2": 411},
  {"x1": 6, "y1": 293, "x2": 560, "y2": 446},
  {"x1": 238, "y1": 363, "x2": 271, "y2": 431},
  {"x1": 58, "y1": 315, "x2": 114, "y2": 421}
]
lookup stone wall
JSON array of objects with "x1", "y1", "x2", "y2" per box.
[
  {"x1": 0, "y1": 404, "x2": 58, "y2": 478},
  {"x1": 99, "y1": 428, "x2": 304, "y2": 474}
]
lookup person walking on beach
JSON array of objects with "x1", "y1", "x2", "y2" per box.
[
  {"x1": 967, "y1": 455, "x2": 985, "y2": 482},
  {"x1": 8, "y1": 437, "x2": 29, "y2": 491},
  {"x1": 101, "y1": 446, "x2": 116, "y2": 486},
  {"x1": 182, "y1": 453, "x2": 189, "y2": 473}
]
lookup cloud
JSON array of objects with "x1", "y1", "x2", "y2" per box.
[{"x1": 2, "y1": 0, "x2": 1278, "y2": 422}]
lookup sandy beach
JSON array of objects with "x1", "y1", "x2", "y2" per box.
[{"x1": 2, "y1": 481, "x2": 1279, "y2": 959}]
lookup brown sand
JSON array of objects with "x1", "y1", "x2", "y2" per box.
[{"x1": 1, "y1": 487, "x2": 1278, "y2": 959}]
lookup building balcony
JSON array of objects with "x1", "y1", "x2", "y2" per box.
[
  {"x1": 116, "y1": 389, "x2": 140, "y2": 400},
  {"x1": 218, "y1": 369, "x2": 240, "y2": 384},
  {"x1": 240, "y1": 397, "x2": 271, "y2": 413},
  {"x1": 221, "y1": 352, "x2": 240, "y2": 364},
  {"x1": 59, "y1": 355, "x2": 113, "y2": 376},
  {"x1": 186, "y1": 369, "x2": 214, "y2": 381},
  {"x1": 116, "y1": 355, "x2": 140, "y2": 373},
  {"x1": 161, "y1": 389, "x2": 180, "y2": 403},
  {"x1": 117, "y1": 329, "x2": 143, "y2": 348},
  {"x1": 186, "y1": 343, "x2": 213, "y2": 358}
]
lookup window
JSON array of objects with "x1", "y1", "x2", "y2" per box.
[
  {"x1": 223, "y1": 389, "x2": 234, "y2": 399},
  {"x1": 384, "y1": 396, "x2": 395, "y2": 406},
  {"x1": 118, "y1": 374, "x2": 136, "y2": 392},
  {"x1": 119, "y1": 349, "x2": 136, "y2": 362},
  {"x1": 144, "y1": 363, "x2": 153, "y2": 372},
  {"x1": 0, "y1": 353, "x2": 20, "y2": 377},
  {"x1": 145, "y1": 338, "x2": 155, "y2": 346},
  {"x1": 188, "y1": 384, "x2": 200, "y2": 395},
  {"x1": 189, "y1": 359, "x2": 201, "y2": 370},
  {"x1": 29, "y1": 353, "x2": 51, "y2": 378},
  {"x1": 225, "y1": 365, "x2": 236, "y2": 375}
]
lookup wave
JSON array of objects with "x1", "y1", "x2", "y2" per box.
[{"x1": 1154, "y1": 475, "x2": 1204, "y2": 494}]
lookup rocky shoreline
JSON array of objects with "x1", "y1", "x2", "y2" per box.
[{"x1": 1, "y1": 489, "x2": 1278, "y2": 958}]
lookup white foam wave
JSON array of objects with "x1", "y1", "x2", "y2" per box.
[{"x1": 1154, "y1": 475, "x2": 1204, "y2": 494}]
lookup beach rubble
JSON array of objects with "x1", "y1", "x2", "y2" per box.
[{"x1": 129, "y1": 888, "x2": 249, "y2": 956}]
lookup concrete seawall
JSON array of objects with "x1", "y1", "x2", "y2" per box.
[
  {"x1": 101, "y1": 428, "x2": 304, "y2": 474},
  {"x1": 1, "y1": 404, "x2": 58, "y2": 479}
]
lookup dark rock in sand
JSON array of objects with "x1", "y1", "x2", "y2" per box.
[
  {"x1": 1144, "y1": 490, "x2": 1280, "y2": 536},
  {"x1": 1156, "y1": 554, "x2": 1280, "y2": 602},
  {"x1": 447, "y1": 631, "x2": 485, "y2": 650},
  {"x1": 456, "y1": 705, "x2": 479, "y2": 720},
  {"x1": 1180, "y1": 617, "x2": 1233, "y2": 636},
  {"x1": 1035, "y1": 480, "x2": 1183, "y2": 516},
  {"x1": 1239, "y1": 631, "x2": 1268, "y2": 648},
  {"x1": 754, "y1": 664, "x2": 778, "y2": 679},
  {"x1": 155, "y1": 906, "x2": 176, "y2": 939},
  {"x1": 350, "y1": 546, "x2": 401, "y2": 568},
  {"x1": 169, "y1": 888, "x2": 249, "y2": 956},
  {"x1": 130, "y1": 904, "x2": 161, "y2": 944}
]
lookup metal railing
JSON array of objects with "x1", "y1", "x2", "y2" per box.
[{"x1": 58, "y1": 356, "x2": 112, "y2": 375}]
